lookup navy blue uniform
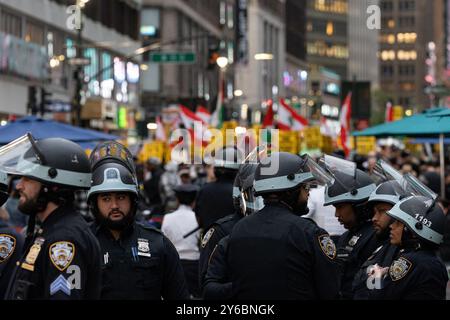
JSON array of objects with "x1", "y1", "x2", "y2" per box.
[
  {"x1": 5, "y1": 205, "x2": 102, "y2": 300},
  {"x1": 337, "y1": 221, "x2": 381, "y2": 299},
  {"x1": 93, "y1": 221, "x2": 190, "y2": 300},
  {"x1": 0, "y1": 221, "x2": 24, "y2": 299},
  {"x1": 370, "y1": 248, "x2": 449, "y2": 300},
  {"x1": 198, "y1": 213, "x2": 240, "y2": 291},
  {"x1": 194, "y1": 178, "x2": 235, "y2": 230},
  {"x1": 203, "y1": 235, "x2": 232, "y2": 300},
  {"x1": 228, "y1": 203, "x2": 340, "y2": 300},
  {"x1": 352, "y1": 239, "x2": 399, "y2": 299}
]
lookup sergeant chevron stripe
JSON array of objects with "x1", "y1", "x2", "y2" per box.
[{"x1": 50, "y1": 275, "x2": 71, "y2": 296}]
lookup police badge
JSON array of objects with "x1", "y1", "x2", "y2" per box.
[
  {"x1": 389, "y1": 257, "x2": 412, "y2": 281},
  {"x1": 201, "y1": 228, "x2": 215, "y2": 248},
  {"x1": 318, "y1": 234, "x2": 337, "y2": 259},
  {"x1": 137, "y1": 238, "x2": 151, "y2": 257},
  {"x1": 0, "y1": 234, "x2": 16, "y2": 263},
  {"x1": 49, "y1": 241, "x2": 75, "y2": 271}
]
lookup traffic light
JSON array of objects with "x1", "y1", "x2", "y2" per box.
[
  {"x1": 207, "y1": 46, "x2": 219, "y2": 70},
  {"x1": 27, "y1": 86, "x2": 37, "y2": 115},
  {"x1": 40, "y1": 88, "x2": 52, "y2": 116}
]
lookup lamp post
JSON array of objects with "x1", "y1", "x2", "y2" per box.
[
  {"x1": 72, "y1": 0, "x2": 89, "y2": 127},
  {"x1": 214, "y1": 55, "x2": 228, "y2": 126}
]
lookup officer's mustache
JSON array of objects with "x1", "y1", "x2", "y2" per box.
[{"x1": 108, "y1": 209, "x2": 125, "y2": 217}]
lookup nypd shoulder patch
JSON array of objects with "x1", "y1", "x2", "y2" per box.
[
  {"x1": 389, "y1": 257, "x2": 412, "y2": 281},
  {"x1": 49, "y1": 241, "x2": 75, "y2": 271},
  {"x1": 201, "y1": 228, "x2": 215, "y2": 248},
  {"x1": 0, "y1": 234, "x2": 16, "y2": 263},
  {"x1": 318, "y1": 234, "x2": 337, "y2": 260}
]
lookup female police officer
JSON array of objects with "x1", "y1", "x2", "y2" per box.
[{"x1": 369, "y1": 194, "x2": 449, "y2": 299}]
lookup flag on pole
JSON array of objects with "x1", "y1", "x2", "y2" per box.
[
  {"x1": 195, "y1": 106, "x2": 211, "y2": 125},
  {"x1": 385, "y1": 101, "x2": 393, "y2": 122},
  {"x1": 262, "y1": 100, "x2": 274, "y2": 128},
  {"x1": 339, "y1": 92, "x2": 352, "y2": 159},
  {"x1": 277, "y1": 98, "x2": 309, "y2": 131},
  {"x1": 211, "y1": 72, "x2": 224, "y2": 128}
]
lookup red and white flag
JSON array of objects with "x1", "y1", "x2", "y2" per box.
[
  {"x1": 262, "y1": 100, "x2": 275, "y2": 128},
  {"x1": 385, "y1": 101, "x2": 393, "y2": 122},
  {"x1": 179, "y1": 104, "x2": 209, "y2": 148},
  {"x1": 195, "y1": 106, "x2": 211, "y2": 125},
  {"x1": 277, "y1": 98, "x2": 309, "y2": 131},
  {"x1": 339, "y1": 92, "x2": 352, "y2": 159}
]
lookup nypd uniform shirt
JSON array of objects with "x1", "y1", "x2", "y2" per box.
[
  {"x1": 0, "y1": 221, "x2": 24, "y2": 298},
  {"x1": 93, "y1": 221, "x2": 190, "y2": 300},
  {"x1": 227, "y1": 203, "x2": 340, "y2": 300},
  {"x1": 336, "y1": 221, "x2": 381, "y2": 299},
  {"x1": 5, "y1": 205, "x2": 102, "y2": 300},
  {"x1": 198, "y1": 212, "x2": 241, "y2": 289},
  {"x1": 352, "y1": 238, "x2": 399, "y2": 300},
  {"x1": 203, "y1": 235, "x2": 232, "y2": 300},
  {"x1": 369, "y1": 248, "x2": 449, "y2": 300}
]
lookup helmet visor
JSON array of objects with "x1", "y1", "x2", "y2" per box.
[
  {"x1": 303, "y1": 155, "x2": 335, "y2": 186},
  {"x1": 319, "y1": 154, "x2": 357, "y2": 191},
  {"x1": 373, "y1": 160, "x2": 436, "y2": 200},
  {"x1": 0, "y1": 133, "x2": 40, "y2": 176},
  {"x1": 244, "y1": 145, "x2": 270, "y2": 164},
  {"x1": 373, "y1": 159, "x2": 403, "y2": 182}
]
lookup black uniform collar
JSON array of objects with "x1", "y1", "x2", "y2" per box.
[{"x1": 41, "y1": 204, "x2": 75, "y2": 229}]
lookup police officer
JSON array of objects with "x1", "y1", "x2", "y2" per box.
[
  {"x1": 1, "y1": 134, "x2": 101, "y2": 300},
  {"x1": 369, "y1": 195, "x2": 449, "y2": 299},
  {"x1": 194, "y1": 146, "x2": 240, "y2": 230},
  {"x1": 227, "y1": 152, "x2": 340, "y2": 299},
  {"x1": 352, "y1": 180, "x2": 402, "y2": 299},
  {"x1": 322, "y1": 155, "x2": 379, "y2": 299},
  {"x1": 199, "y1": 161, "x2": 262, "y2": 297},
  {"x1": 88, "y1": 141, "x2": 189, "y2": 300},
  {"x1": 0, "y1": 170, "x2": 24, "y2": 298},
  {"x1": 161, "y1": 183, "x2": 201, "y2": 298}
]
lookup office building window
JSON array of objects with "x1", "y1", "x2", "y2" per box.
[
  {"x1": 0, "y1": 10, "x2": 22, "y2": 38},
  {"x1": 25, "y1": 20, "x2": 45, "y2": 45}
]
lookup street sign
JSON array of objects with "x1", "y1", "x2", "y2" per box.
[
  {"x1": 68, "y1": 57, "x2": 91, "y2": 66},
  {"x1": 149, "y1": 52, "x2": 196, "y2": 64}
]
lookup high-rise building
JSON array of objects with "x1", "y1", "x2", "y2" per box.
[
  {"x1": 379, "y1": 0, "x2": 435, "y2": 110},
  {"x1": 140, "y1": 0, "x2": 236, "y2": 118},
  {"x1": 306, "y1": 0, "x2": 349, "y2": 80},
  {"x1": 284, "y1": 0, "x2": 309, "y2": 113},
  {"x1": 234, "y1": 0, "x2": 286, "y2": 124},
  {"x1": 0, "y1": 0, "x2": 142, "y2": 131}
]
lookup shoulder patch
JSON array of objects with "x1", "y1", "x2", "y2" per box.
[
  {"x1": 0, "y1": 234, "x2": 16, "y2": 263},
  {"x1": 49, "y1": 241, "x2": 75, "y2": 271},
  {"x1": 201, "y1": 228, "x2": 215, "y2": 248},
  {"x1": 389, "y1": 257, "x2": 412, "y2": 281},
  {"x1": 318, "y1": 234, "x2": 336, "y2": 260}
]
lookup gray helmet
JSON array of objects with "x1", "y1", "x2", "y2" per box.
[
  {"x1": 0, "y1": 170, "x2": 8, "y2": 206},
  {"x1": 322, "y1": 155, "x2": 376, "y2": 206},
  {"x1": 387, "y1": 196, "x2": 445, "y2": 245},
  {"x1": 253, "y1": 152, "x2": 331, "y2": 196},
  {"x1": 0, "y1": 133, "x2": 91, "y2": 190},
  {"x1": 87, "y1": 141, "x2": 138, "y2": 201},
  {"x1": 368, "y1": 180, "x2": 406, "y2": 206}
]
